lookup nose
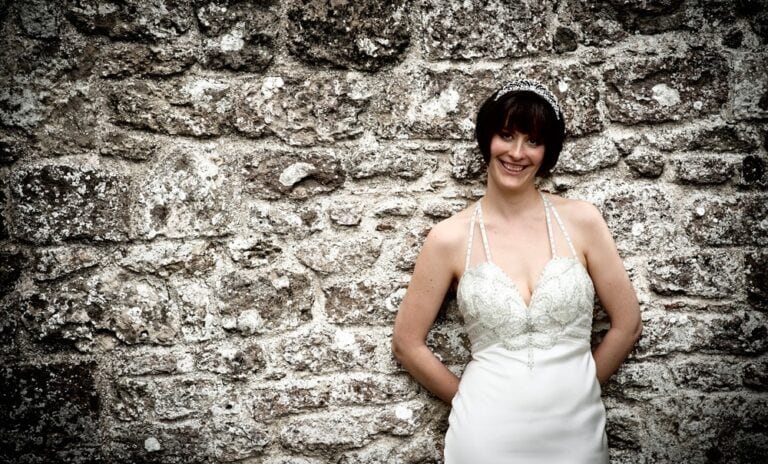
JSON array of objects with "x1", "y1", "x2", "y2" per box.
[{"x1": 507, "y1": 140, "x2": 525, "y2": 159}]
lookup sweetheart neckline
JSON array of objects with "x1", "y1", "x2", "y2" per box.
[{"x1": 458, "y1": 256, "x2": 591, "y2": 311}]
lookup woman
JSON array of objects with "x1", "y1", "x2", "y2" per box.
[{"x1": 391, "y1": 78, "x2": 642, "y2": 463}]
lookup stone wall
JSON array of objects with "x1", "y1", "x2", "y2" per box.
[{"x1": 0, "y1": 0, "x2": 766, "y2": 463}]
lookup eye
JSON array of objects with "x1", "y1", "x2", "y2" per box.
[
  {"x1": 527, "y1": 138, "x2": 540, "y2": 147},
  {"x1": 499, "y1": 132, "x2": 513, "y2": 141}
]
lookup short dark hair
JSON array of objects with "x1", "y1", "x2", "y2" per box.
[{"x1": 474, "y1": 90, "x2": 566, "y2": 177}]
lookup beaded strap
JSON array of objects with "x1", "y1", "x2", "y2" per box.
[
  {"x1": 544, "y1": 195, "x2": 578, "y2": 257},
  {"x1": 464, "y1": 203, "x2": 479, "y2": 271},
  {"x1": 476, "y1": 200, "x2": 493, "y2": 263}
]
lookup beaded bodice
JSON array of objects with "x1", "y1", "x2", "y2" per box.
[{"x1": 456, "y1": 192, "x2": 595, "y2": 369}]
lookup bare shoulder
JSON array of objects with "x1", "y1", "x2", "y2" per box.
[
  {"x1": 546, "y1": 193, "x2": 605, "y2": 231},
  {"x1": 424, "y1": 202, "x2": 475, "y2": 249}
]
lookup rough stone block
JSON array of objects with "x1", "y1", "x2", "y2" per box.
[
  {"x1": 450, "y1": 145, "x2": 485, "y2": 181},
  {"x1": 0, "y1": 249, "x2": 24, "y2": 297},
  {"x1": 731, "y1": 52, "x2": 768, "y2": 120},
  {"x1": 604, "y1": 46, "x2": 728, "y2": 124},
  {"x1": 16, "y1": 0, "x2": 63, "y2": 39},
  {"x1": 10, "y1": 164, "x2": 131, "y2": 244},
  {"x1": 226, "y1": 234, "x2": 283, "y2": 268},
  {"x1": 671, "y1": 155, "x2": 736, "y2": 184},
  {"x1": 197, "y1": 1, "x2": 278, "y2": 72},
  {"x1": 346, "y1": 145, "x2": 439, "y2": 180},
  {"x1": 196, "y1": 340, "x2": 266, "y2": 380},
  {"x1": 278, "y1": 325, "x2": 394, "y2": 374},
  {"x1": 105, "y1": 421, "x2": 210, "y2": 464},
  {"x1": 745, "y1": 251, "x2": 767, "y2": 310},
  {"x1": 573, "y1": 182, "x2": 678, "y2": 254},
  {"x1": 65, "y1": 0, "x2": 194, "y2": 41},
  {"x1": 685, "y1": 194, "x2": 768, "y2": 246},
  {"x1": 99, "y1": 128, "x2": 160, "y2": 161},
  {"x1": 646, "y1": 122, "x2": 761, "y2": 153},
  {"x1": 420, "y1": 0, "x2": 555, "y2": 59},
  {"x1": 296, "y1": 234, "x2": 382, "y2": 275},
  {"x1": 323, "y1": 277, "x2": 403, "y2": 325},
  {"x1": 134, "y1": 145, "x2": 236, "y2": 239},
  {"x1": 0, "y1": 362, "x2": 101, "y2": 463},
  {"x1": 109, "y1": 78, "x2": 232, "y2": 137},
  {"x1": 648, "y1": 250, "x2": 743, "y2": 298},
  {"x1": 668, "y1": 358, "x2": 744, "y2": 392},
  {"x1": 19, "y1": 269, "x2": 180, "y2": 349},
  {"x1": 624, "y1": 146, "x2": 665, "y2": 178},
  {"x1": 97, "y1": 41, "x2": 198, "y2": 78},
  {"x1": 242, "y1": 150, "x2": 345, "y2": 200},
  {"x1": 235, "y1": 74, "x2": 370, "y2": 145},
  {"x1": 218, "y1": 269, "x2": 313, "y2": 335},
  {"x1": 739, "y1": 154, "x2": 767, "y2": 189},
  {"x1": 286, "y1": 0, "x2": 410, "y2": 71},
  {"x1": 555, "y1": 135, "x2": 620, "y2": 174},
  {"x1": 31, "y1": 245, "x2": 101, "y2": 281},
  {"x1": 119, "y1": 240, "x2": 219, "y2": 278}
]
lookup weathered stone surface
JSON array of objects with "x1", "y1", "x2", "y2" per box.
[
  {"x1": 31, "y1": 245, "x2": 101, "y2": 281},
  {"x1": 0, "y1": 362, "x2": 101, "y2": 463},
  {"x1": 235, "y1": 74, "x2": 370, "y2": 145},
  {"x1": 197, "y1": 1, "x2": 277, "y2": 72},
  {"x1": 420, "y1": 0, "x2": 555, "y2": 60},
  {"x1": 346, "y1": 144, "x2": 439, "y2": 180},
  {"x1": 731, "y1": 52, "x2": 768, "y2": 120},
  {"x1": 218, "y1": 269, "x2": 313, "y2": 335},
  {"x1": 119, "y1": 240, "x2": 218, "y2": 277},
  {"x1": 555, "y1": 135, "x2": 620, "y2": 174},
  {"x1": 65, "y1": 0, "x2": 194, "y2": 41},
  {"x1": 296, "y1": 234, "x2": 382, "y2": 275},
  {"x1": 648, "y1": 250, "x2": 743, "y2": 298},
  {"x1": 636, "y1": 309, "x2": 768, "y2": 356},
  {"x1": 338, "y1": 433, "x2": 445, "y2": 464},
  {"x1": 16, "y1": 0, "x2": 63, "y2": 40},
  {"x1": 646, "y1": 122, "x2": 761, "y2": 153},
  {"x1": 286, "y1": 0, "x2": 410, "y2": 71},
  {"x1": 573, "y1": 182, "x2": 678, "y2": 253},
  {"x1": 604, "y1": 46, "x2": 729, "y2": 123},
  {"x1": 242, "y1": 150, "x2": 345, "y2": 200},
  {"x1": 0, "y1": 81, "x2": 52, "y2": 130},
  {"x1": 10, "y1": 164, "x2": 131, "y2": 244},
  {"x1": 422, "y1": 198, "x2": 467, "y2": 218},
  {"x1": 746, "y1": 251, "x2": 767, "y2": 311},
  {"x1": 97, "y1": 40, "x2": 198, "y2": 78},
  {"x1": 109, "y1": 77, "x2": 233, "y2": 137},
  {"x1": 739, "y1": 154, "x2": 767, "y2": 188},
  {"x1": 209, "y1": 406, "x2": 272, "y2": 461},
  {"x1": 20, "y1": 268, "x2": 180, "y2": 349},
  {"x1": 426, "y1": 323, "x2": 470, "y2": 365},
  {"x1": 625, "y1": 146, "x2": 665, "y2": 178},
  {"x1": 198, "y1": 340, "x2": 267, "y2": 379},
  {"x1": 279, "y1": 401, "x2": 428, "y2": 454},
  {"x1": 744, "y1": 359, "x2": 768, "y2": 391},
  {"x1": 671, "y1": 155, "x2": 736, "y2": 184},
  {"x1": 226, "y1": 234, "x2": 282, "y2": 268},
  {"x1": 99, "y1": 128, "x2": 160, "y2": 160},
  {"x1": 134, "y1": 145, "x2": 236, "y2": 239},
  {"x1": 668, "y1": 357, "x2": 744, "y2": 392},
  {"x1": 329, "y1": 201, "x2": 363, "y2": 226},
  {"x1": 373, "y1": 197, "x2": 417, "y2": 217},
  {"x1": 450, "y1": 145, "x2": 485, "y2": 181},
  {"x1": 685, "y1": 194, "x2": 768, "y2": 246},
  {"x1": 109, "y1": 346, "x2": 195, "y2": 377},
  {"x1": 278, "y1": 325, "x2": 394, "y2": 374},
  {"x1": 323, "y1": 277, "x2": 404, "y2": 324},
  {"x1": 105, "y1": 421, "x2": 210, "y2": 464},
  {"x1": 603, "y1": 361, "x2": 672, "y2": 401}
]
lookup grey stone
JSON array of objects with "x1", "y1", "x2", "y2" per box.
[
  {"x1": 746, "y1": 251, "x2": 768, "y2": 311},
  {"x1": 226, "y1": 234, "x2": 282, "y2": 268},
  {"x1": 134, "y1": 145, "x2": 237, "y2": 239},
  {"x1": 109, "y1": 77, "x2": 232, "y2": 137},
  {"x1": 685, "y1": 194, "x2": 768, "y2": 246},
  {"x1": 420, "y1": 0, "x2": 555, "y2": 60},
  {"x1": 65, "y1": 0, "x2": 194, "y2": 41},
  {"x1": 197, "y1": 1, "x2": 278, "y2": 72},
  {"x1": 346, "y1": 145, "x2": 439, "y2": 180},
  {"x1": 31, "y1": 246, "x2": 101, "y2": 281},
  {"x1": 0, "y1": 362, "x2": 101, "y2": 463},
  {"x1": 739, "y1": 154, "x2": 767, "y2": 188},
  {"x1": 97, "y1": 40, "x2": 198, "y2": 78},
  {"x1": 242, "y1": 150, "x2": 345, "y2": 200},
  {"x1": 329, "y1": 201, "x2": 363, "y2": 226},
  {"x1": 323, "y1": 277, "x2": 403, "y2": 324},
  {"x1": 17, "y1": 0, "x2": 62, "y2": 39},
  {"x1": 668, "y1": 358, "x2": 743, "y2": 392},
  {"x1": 235, "y1": 74, "x2": 370, "y2": 145},
  {"x1": 10, "y1": 164, "x2": 131, "y2": 244},
  {"x1": 421, "y1": 198, "x2": 467, "y2": 219},
  {"x1": 671, "y1": 155, "x2": 736, "y2": 184},
  {"x1": 648, "y1": 250, "x2": 743, "y2": 298},
  {"x1": 99, "y1": 129, "x2": 160, "y2": 160},
  {"x1": 555, "y1": 135, "x2": 620, "y2": 174},
  {"x1": 296, "y1": 234, "x2": 382, "y2": 275},
  {"x1": 731, "y1": 52, "x2": 768, "y2": 120},
  {"x1": 646, "y1": 123, "x2": 761, "y2": 153},
  {"x1": 286, "y1": 0, "x2": 410, "y2": 71},
  {"x1": 218, "y1": 269, "x2": 313, "y2": 335},
  {"x1": 604, "y1": 46, "x2": 729, "y2": 124},
  {"x1": 625, "y1": 146, "x2": 665, "y2": 178},
  {"x1": 119, "y1": 240, "x2": 219, "y2": 277},
  {"x1": 450, "y1": 146, "x2": 486, "y2": 181},
  {"x1": 0, "y1": 249, "x2": 24, "y2": 295}
]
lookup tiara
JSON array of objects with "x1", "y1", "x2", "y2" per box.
[{"x1": 493, "y1": 78, "x2": 562, "y2": 120}]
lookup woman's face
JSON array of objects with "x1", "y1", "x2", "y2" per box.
[{"x1": 487, "y1": 129, "x2": 546, "y2": 190}]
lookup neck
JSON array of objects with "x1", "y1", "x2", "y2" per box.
[{"x1": 482, "y1": 182, "x2": 542, "y2": 220}]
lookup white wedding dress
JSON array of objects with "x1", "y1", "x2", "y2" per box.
[{"x1": 444, "y1": 192, "x2": 609, "y2": 463}]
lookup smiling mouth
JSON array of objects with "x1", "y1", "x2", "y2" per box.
[{"x1": 499, "y1": 160, "x2": 527, "y2": 173}]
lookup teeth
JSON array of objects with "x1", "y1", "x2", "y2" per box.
[{"x1": 500, "y1": 160, "x2": 525, "y2": 172}]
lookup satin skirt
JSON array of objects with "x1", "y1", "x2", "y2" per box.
[{"x1": 444, "y1": 341, "x2": 609, "y2": 464}]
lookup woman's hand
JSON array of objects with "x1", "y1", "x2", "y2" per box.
[{"x1": 392, "y1": 221, "x2": 462, "y2": 403}]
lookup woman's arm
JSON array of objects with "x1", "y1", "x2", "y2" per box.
[
  {"x1": 578, "y1": 202, "x2": 643, "y2": 385},
  {"x1": 392, "y1": 223, "x2": 461, "y2": 404}
]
